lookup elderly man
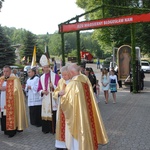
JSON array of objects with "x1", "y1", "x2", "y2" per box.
[
  {"x1": 53, "y1": 66, "x2": 70, "y2": 150},
  {"x1": 0, "y1": 65, "x2": 28, "y2": 138},
  {"x1": 61, "y1": 63, "x2": 108, "y2": 150}
]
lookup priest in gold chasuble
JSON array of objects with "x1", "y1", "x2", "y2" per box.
[
  {"x1": 53, "y1": 66, "x2": 70, "y2": 149},
  {"x1": 61, "y1": 64, "x2": 109, "y2": 150},
  {"x1": 0, "y1": 65, "x2": 28, "y2": 138}
]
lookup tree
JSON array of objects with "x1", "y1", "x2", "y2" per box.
[
  {"x1": 3, "y1": 26, "x2": 27, "y2": 45},
  {"x1": 76, "y1": 0, "x2": 150, "y2": 56},
  {"x1": 0, "y1": 0, "x2": 4, "y2": 11},
  {"x1": 0, "y1": 25, "x2": 15, "y2": 68},
  {"x1": 48, "y1": 33, "x2": 62, "y2": 56},
  {"x1": 22, "y1": 31, "x2": 37, "y2": 64},
  {"x1": 136, "y1": 23, "x2": 150, "y2": 56}
]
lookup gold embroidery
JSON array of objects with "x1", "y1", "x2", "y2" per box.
[
  {"x1": 59, "y1": 108, "x2": 65, "y2": 141},
  {"x1": 83, "y1": 82, "x2": 98, "y2": 150},
  {"x1": 42, "y1": 116, "x2": 52, "y2": 121},
  {"x1": 6, "y1": 79, "x2": 15, "y2": 130}
]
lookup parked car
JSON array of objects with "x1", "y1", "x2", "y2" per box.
[
  {"x1": 102, "y1": 61, "x2": 118, "y2": 72},
  {"x1": 23, "y1": 65, "x2": 31, "y2": 77},
  {"x1": 24, "y1": 65, "x2": 31, "y2": 72},
  {"x1": 80, "y1": 51, "x2": 94, "y2": 63},
  {"x1": 109, "y1": 62, "x2": 118, "y2": 71},
  {"x1": 10, "y1": 66, "x2": 19, "y2": 69},
  {"x1": 141, "y1": 61, "x2": 150, "y2": 73}
]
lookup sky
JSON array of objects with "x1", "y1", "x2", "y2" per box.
[{"x1": 0, "y1": 0, "x2": 85, "y2": 35}]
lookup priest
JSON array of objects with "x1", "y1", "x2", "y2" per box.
[
  {"x1": 0, "y1": 65, "x2": 28, "y2": 138},
  {"x1": 53, "y1": 66, "x2": 70, "y2": 150},
  {"x1": 37, "y1": 55, "x2": 60, "y2": 134},
  {"x1": 61, "y1": 63, "x2": 109, "y2": 150}
]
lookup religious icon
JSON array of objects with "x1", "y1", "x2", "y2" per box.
[{"x1": 118, "y1": 45, "x2": 131, "y2": 80}]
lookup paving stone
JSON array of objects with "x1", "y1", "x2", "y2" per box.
[{"x1": 0, "y1": 64, "x2": 150, "y2": 150}]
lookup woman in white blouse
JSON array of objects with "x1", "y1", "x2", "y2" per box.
[
  {"x1": 109, "y1": 70, "x2": 117, "y2": 103},
  {"x1": 101, "y1": 68, "x2": 109, "y2": 104}
]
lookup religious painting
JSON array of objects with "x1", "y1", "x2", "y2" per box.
[{"x1": 118, "y1": 45, "x2": 131, "y2": 80}]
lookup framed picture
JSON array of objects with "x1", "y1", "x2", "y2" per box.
[{"x1": 118, "y1": 45, "x2": 131, "y2": 80}]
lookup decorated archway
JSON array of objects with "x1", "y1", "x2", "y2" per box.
[{"x1": 58, "y1": 5, "x2": 150, "y2": 93}]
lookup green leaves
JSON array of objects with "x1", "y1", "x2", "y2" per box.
[
  {"x1": 0, "y1": 26, "x2": 16, "y2": 68},
  {"x1": 76, "y1": 0, "x2": 150, "y2": 56}
]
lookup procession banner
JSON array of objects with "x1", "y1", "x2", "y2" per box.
[{"x1": 59, "y1": 13, "x2": 150, "y2": 33}]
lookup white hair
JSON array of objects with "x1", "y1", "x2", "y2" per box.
[
  {"x1": 60, "y1": 65, "x2": 68, "y2": 73},
  {"x1": 68, "y1": 63, "x2": 80, "y2": 72}
]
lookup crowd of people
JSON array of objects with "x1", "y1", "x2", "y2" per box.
[
  {"x1": 81, "y1": 64, "x2": 118, "y2": 104},
  {"x1": 0, "y1": 53, "x2": 146, "y2": 150},
  {"x1": 0, "y1": 54, "x2": 110, "y2": 150}
]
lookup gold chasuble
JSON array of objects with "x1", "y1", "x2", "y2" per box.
[
  {"x1": 61, "y1": 74, "x2": 108, "y2": 150},
  {"x1": 53, "y1": 78, "x2": 66, "y2": 142},
  {"x1": 0, "y1": 76, "x2": 28, "y2": 131}
]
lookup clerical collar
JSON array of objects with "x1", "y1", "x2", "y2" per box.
[
  {"x1": 30, "y1": 75, "x2": 36, "y2": 80},
  {"x1": 45, "y1": 71, "x2": 50, "y2": 75},
  {"x1": 65, "y1": 80, "x2": 70, "y2": 84},
  {"x1": 4, "y1": 76, "x2": 9, "y2": 81}
]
